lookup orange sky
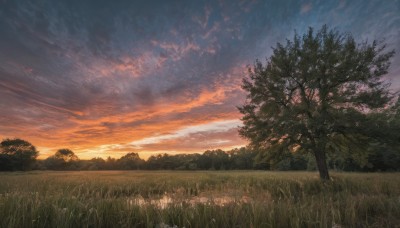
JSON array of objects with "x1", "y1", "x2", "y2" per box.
[
  {"x1": 1, "y1": 0, "x2": 399, "y2": 159},
  {"x1": 0, "y1": 63, "x2": 248, "y2": 159}
]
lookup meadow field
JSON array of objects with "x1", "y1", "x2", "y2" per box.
[{"x1": 0, "y1": 171, "x2": 399, "y2": 228}]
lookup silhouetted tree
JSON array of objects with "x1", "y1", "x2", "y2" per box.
[
  {"x1": 105, "y1": 156, "x2": 117, "y2": 170},
  {"x1": 228, "y1": 147, "x2": 256, "y2": 169},
  {"x1": 0, "y1": 138, "x2": 38, "y2": 171},
  {"x1": 239, "y1": 25, "x2": 396, "y2": 180},
  {"x1": 203, "y1": 149, "x2": 230, "y2": 170},
  {"x1": 81, "y1": 157, "x2": 106, "y2": 170},
  {"x1": 117, "y1": 152, "x2": 144, "y2": 170},
  {"x1": 55, "y1": 149, "x2": 79, "y2": 162},
  {"x1": 44, "y1": 148, "x2": 79, "y2": 170},
  {"x1": 360, "y1": 101, "x2": 400, "y2": 171}
]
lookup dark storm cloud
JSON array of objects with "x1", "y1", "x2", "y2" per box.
[{"x1": 0, "y1": 0, "x2": 399, "y2": 158}]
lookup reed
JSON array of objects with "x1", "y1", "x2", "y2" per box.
[{"x1": 0, "y1": 171, "x2": 399, "y2": 227}]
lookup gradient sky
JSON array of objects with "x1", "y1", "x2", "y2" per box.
[{"x1": 1, "y1": 0, "x2": 399, "y2": 159}]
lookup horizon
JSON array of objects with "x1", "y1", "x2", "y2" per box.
[
  {"x1": 1, "y1": 0, "x2": 399, "y2": 160},
  {"x1": 35, "y1": 147, "x2": 243, "y2": 161}
]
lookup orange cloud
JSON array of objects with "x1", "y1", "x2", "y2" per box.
[
  {"x1": 23, "y1": 87, "x2": 242, "y2": 159},
  {"x1": 2, "y1": 60, "x2": 248, "y2": 160}
]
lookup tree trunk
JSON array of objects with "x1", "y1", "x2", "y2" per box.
[{"x1": 314, "y1": 150, "x2": 330, "y2": 180}]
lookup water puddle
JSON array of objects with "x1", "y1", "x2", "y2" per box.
[{"x1": 127, "y1": 194, "x2": 253, "y2": 209}]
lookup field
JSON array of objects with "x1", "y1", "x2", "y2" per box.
[{"x1": 0, "y1": 171, "x2": 399, "y2": 228}]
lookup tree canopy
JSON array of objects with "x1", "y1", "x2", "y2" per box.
[
  {"x1": 44, "y1": 149, "x2": 79, "y2": 170},
  {"x1": 54, "y1": 149, "x2": 79, "y2": 162},
  {"x1": 239, "y1": 25, "x2": 398, "y2": 180},
  {"x1": 0, "y1": 138, "x2": 38, "y2": 171}
]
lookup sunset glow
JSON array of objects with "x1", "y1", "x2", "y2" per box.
[{"x1": 0, "y1": 0, "x2": 399, "y2": 159}]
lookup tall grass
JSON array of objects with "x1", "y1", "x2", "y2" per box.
[{"x1": 0, "y1": 171, "x2": 399, "y2": 227}]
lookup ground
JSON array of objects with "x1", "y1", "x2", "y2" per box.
[{"x1": 0, "y1": 171, "x2": 399, "y2": 227}]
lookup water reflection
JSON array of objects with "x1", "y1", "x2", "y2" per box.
[{"x1": 127, "y1": 194, "x2": 254, "y2": 209}]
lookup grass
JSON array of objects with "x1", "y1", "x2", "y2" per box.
[{"x1": 0, "y1": 171, "x2": 399, "y2": 228}]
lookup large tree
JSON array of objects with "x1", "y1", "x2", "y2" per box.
[
  {"x1": 0, "y1": 138, "x2": 38, "y2": 171},
  {"x1": 239, "y1": 25, "x2": 397, "y2": 180}
]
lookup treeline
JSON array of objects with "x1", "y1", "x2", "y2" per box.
[
  {"x1": 1, "y1": 138, "x2": 399, "y2": 171},
  {"x1": 39, "y1": 148, "x2": 259, "y2": 171}
]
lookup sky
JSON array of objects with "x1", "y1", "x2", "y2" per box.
[{"x1": 0, "y1": 0, "x2": 399, "y2": 159}]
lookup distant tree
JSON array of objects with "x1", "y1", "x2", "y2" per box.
[
  {"x1": 79, "y1": 157, "x2": 106, "y2": 170},
  {"x1": 105, "y1": 156, "x2": 117, "y2": 170},
  {"x1": 228, "y1": 147, "x2": 256, "y2": 169},
  {"x1": 146, "y1": 153, "x2": 180, "y2": 170},
  {"x1": 117, "y1": 152, "x2": 144, "y2": 170},
  {"x1": 146, "y1": 154, "x2": 162, "y2": 169},
  {"x1": 360, "y1": 101, "x2": 400, "y2": 171},
  {"x1": 43, "y1": 156, "x2": 65, "y2": 170},
  {"x1": 203, "y1": 149, "x2": 230, "y2": 170},
  {"x1": 44, "y1": 148, "x2": 79, "y2": 170},
  {"x1": 0, "y1": 138, "x2": 38, "y2": 171},
  {"x1": 55, "y1": 149, "x2": 79, "y2": 162},
  {"x1": 173, "y1": 154, "x2": 199, "y2": 170},
  {"x1": 239, "y1": 25, "x2": 397, "y2": 180},
  {"x1": 196, "y1": 152, "x2": 212, "y2": 170}
]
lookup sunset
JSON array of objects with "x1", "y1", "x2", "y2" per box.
[
  {"x1": 1, "y1": 1, "x2": 400, "y2": 227},
  {"x1": 1, "y1": 0, "x2": 399, "y2": 159}
]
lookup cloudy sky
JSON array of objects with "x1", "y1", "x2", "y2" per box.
[{"x1": 0, "y1": 0, "x2": 399, "y2": 159}]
